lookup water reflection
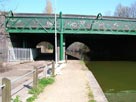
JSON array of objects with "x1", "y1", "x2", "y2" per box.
[{"x1": 105, "y1": 92, "x2": 136, "y2": 102}]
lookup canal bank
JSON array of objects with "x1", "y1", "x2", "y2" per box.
[
  {"x1": 85, "y1": 61, "x2": 136, "y2": 102},
  {"x1": 35, "y1": 60, "x2": 108, "y2": 102}
]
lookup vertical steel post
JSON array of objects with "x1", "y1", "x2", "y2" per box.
[
  {"x1": 54, "y1": 0, "x2": 58, "y2": 63},
  {"x1": 59, "y1": 12, "x2": 64, "y2": 60}
]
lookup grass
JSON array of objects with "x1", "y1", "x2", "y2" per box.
[
  {"x1": 80, "y1": 60, "x2": 85, "y2": 65},
  {"x1": 11, "y1": 96, "x2": 21, "y2": 102},
  {"x1": 88, "y1": 87, "x2": 96, "y2": 102},
  {"x1": 80, "y1": 60, "x2": 88, "y2": 71},
  {"x1": 26, "y1": 77, "x2": 55, "y2": 102},
  {"x1": 89, "y1": 100, "x2": 96, "y2": 102},
  {"x1": 80, "y1": 60, "x2": 96, "y2": 102},
  {"x1": 87, "y1": 82, "x2": 96, "y2": 102}
]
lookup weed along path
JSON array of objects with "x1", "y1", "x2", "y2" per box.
[{"x1": 35, "y1": 60, "x2": 94, "y2": 102}]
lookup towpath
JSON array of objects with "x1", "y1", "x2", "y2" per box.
[{"x1": 35, "y1": 60, "x2": 91, "y2": 102}]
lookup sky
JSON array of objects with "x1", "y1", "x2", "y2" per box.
[{"x1": 0, "y1": 0, "x2": 136, "y2": 16}]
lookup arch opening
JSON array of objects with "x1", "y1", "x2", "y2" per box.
[
  {"x1": 66, "y1": 42, "x2": 90, "y2": 60},
  {"x1": 35, "y1": 41, "x2": 54, "y2": 60}
]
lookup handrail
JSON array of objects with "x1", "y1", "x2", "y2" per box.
[
  {"x1": 11, "y1": 62, "x2": 52, "y2": 84},
  {"x1": 0, "y1": 61, "x2": 63, "y2": 89},
  {"x1": 11, "y1": 70, "x2": 34, "y2": 84},
  {"x1": 6, "y1": 14, "x2": 136, "y2": 22},
  {"x1": 0, "y1": 61, "x2": 62, "y2": 102},
  {"x1": 37, "y1": 65, "x2": 45, "y2": 69},
  {"x1": 96, "y1": 13, "x2": 103, "y2": 19},
  {"x1": 37, "y1": 62, "x2": 52, "y2": 70},
  {"x1": 7, "y1": 10, "x2": 13, "y2": 17},
  {"x1": 47, "y1": 62, "x2": 53, "y2": 66}
]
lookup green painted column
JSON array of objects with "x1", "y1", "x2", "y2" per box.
[
  {"x1": 59, "y1": 12, "x2": 64, "y2": 60},
  {"x1": 60, "y1": 34, "x2": 63, "y2": 60}
]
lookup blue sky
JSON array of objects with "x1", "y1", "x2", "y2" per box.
[{"x1": 0, "y1": 0, "x2": 136, "y2": 16}]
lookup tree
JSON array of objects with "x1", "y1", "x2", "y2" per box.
[
  {"x1": 114, "y1": 2, "x2": 136, "y2": 18},
  {"x1": 44, "y1": 0, "x2": 53, "y2": 14},
  {"x1": 130, "y1": 2, "x2": 136, "y2": 18},
  {"x1": 114, "y1": 4, "x2": 131, "y2": 18}
]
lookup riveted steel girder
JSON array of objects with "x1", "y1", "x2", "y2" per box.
[{"x1": 5, "y1": 13, "x2": 136, "y2": 35}]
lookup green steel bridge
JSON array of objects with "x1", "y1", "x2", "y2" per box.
[{"x1": 5, "y1": 11, "x2": 136, "y2": 61}]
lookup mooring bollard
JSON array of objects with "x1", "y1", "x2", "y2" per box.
[
  {"x1": 2, "y1": 78, "x2": 11, "y2": 102},
  {"x1": 33, "y1": 66, "x2": 38, "y2": 89},
  {"x1": 52, "y1": 61, "x2": 55, "y2": 76}
]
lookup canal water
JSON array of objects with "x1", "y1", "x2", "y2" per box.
[
  {"x1": 85, "y1": 61, "x2": 136, "y2": 102},
  {"x1": 67, "y1": 47, "x2": 136, "y2": 102}
]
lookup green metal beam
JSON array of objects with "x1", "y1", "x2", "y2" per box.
[
  {"x1": 6, "y1": 29, "x2": 136, "y2": 35},
  {"x1": 5, "y1": 12, "x2": 136, "y2": 35}
]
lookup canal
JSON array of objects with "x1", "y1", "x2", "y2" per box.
[
  {"x1": 85, "y1": 61, "x2": 136, "y2": 102},
  {"x1": 67, "y1": 38, "x2": 136, "y2": 102}
]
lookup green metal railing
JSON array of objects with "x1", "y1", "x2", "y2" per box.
[
  {"x1": 5, "y1": 11, "x2": 136, "y2": 35},
  {"x1": 5, "y1": 16, "x2": 57, "y2": 33}
]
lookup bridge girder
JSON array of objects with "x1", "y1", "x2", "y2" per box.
[{"x1": 5, "y1": 12, "x2": 136, "y2": 35}]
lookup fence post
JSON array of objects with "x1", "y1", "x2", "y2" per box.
[
  {"x1": 2, "y1": 78, "x2": 11, "y2": 102},
  {"x1": 43, "y1": 65, "x2": 47, "y2": 78},
  {"x1": 52, "y1": 61, "x2": 55, "y2": 76},
  {"x1": 65, "y1": 54, "x2": 67, "y2": 63},
  {"x1": 33, "y1": 66, "x2": 38, "y2": 89}
]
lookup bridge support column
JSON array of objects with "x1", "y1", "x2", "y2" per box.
[
  {"x1": 59, "y1": 12, "x2": 65, "y2": 61},
  {"x1": 59, "y1": 34, "x2": 65, "y2": 60}
]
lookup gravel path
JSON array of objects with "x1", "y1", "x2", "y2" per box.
[{"x1": 35, "y1": 60, "x2": 90, "y2": 102}]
